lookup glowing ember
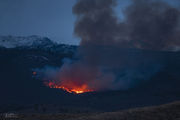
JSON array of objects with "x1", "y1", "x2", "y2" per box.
[
  {"x1": 44, "y1": 81, "x2": 93, "y2": 94},
  {"x1": 32, "y1": 71, "x2": 37, "y2": 75}
]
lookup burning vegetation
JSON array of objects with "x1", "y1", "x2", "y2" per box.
[{"x1": 44, "y1": 81, "x2": 93, "y2": 94}]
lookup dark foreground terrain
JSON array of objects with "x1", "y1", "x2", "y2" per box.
[
  {"x1": 1, "y1": 46, "x2": 180, "y2": 111},
  {"x1": 74, "y1": 101, "x2": 180, "y2": 120},
  {"x1": 0, "y1": 42, "x2": 180, "y2": 119},
  {"x1": 4, "y1": 101, "x2": 180, "y2": 120}
]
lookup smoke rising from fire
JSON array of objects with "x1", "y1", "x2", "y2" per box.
[
  {"x1": 74, "y1": 0, "x2": 180, "y2": 50},
  {"x1": 124, "y1": 0, "x2": 180, "y2": 50},
  {"x1": 40, "y1": 0, "x2": 180, "y2": 92}
]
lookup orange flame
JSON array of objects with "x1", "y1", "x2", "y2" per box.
[{"x1": 44, "y1": 81, "x2": 93, "y2": 94}]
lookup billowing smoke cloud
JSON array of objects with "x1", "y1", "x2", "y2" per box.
[
  {"x1": 73, "y1": 0, "x2": 120, "y2": 46},
  {"x1": 124, "y1": 0, "x2": 180, "y2": 50},
  {"x1": 39, "y1": 0, "x2": 180, "y2": 92},
  {"x1": 74, "y1": 0, "x2": 180, "y2": 50}
]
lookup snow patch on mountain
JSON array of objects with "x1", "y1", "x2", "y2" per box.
[
  {"x1": 0, "y1": 35, "x2": 77, "y2": 54},
  {"x1": 0, "y1": 35, "x2": 55, "y2": 48}
]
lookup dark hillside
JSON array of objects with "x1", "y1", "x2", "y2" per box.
[{"x1": 0, "y1": 47, "x2": 180, "y2": 112}]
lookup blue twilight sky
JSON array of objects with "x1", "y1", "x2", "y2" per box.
[{"x1": 0, "y1": 0, "x2": 179, "y2": 45}]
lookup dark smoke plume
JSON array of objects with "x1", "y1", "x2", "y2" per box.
[
  {"x1": 73, "y1": 0, "x2": 120, "y2": 46},
  {"x1": 74, "y1": 0, "x2": 180, "y2": 50},
  {"x1": 124, "y1": 0, "x2": 180, "y2": 50},
  {"x1": 40, "y1": 0, "x2": 180, "y2": 91}
]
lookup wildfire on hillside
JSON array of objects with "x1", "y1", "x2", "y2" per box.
[{"x1": 44, "y1": 81, "x2": 93, "y2": 94}]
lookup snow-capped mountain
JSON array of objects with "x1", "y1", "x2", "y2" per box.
[
  {"x1": 0, "y1": 35, "x2": 77, "y2": 54},
  {"x1": 0, "y1": 35, "x2": 55, "y2": 48}
]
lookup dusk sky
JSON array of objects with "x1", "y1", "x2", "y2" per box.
[{"x1": 0, "y1": 0, "x2": 179, "y2": 45}]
